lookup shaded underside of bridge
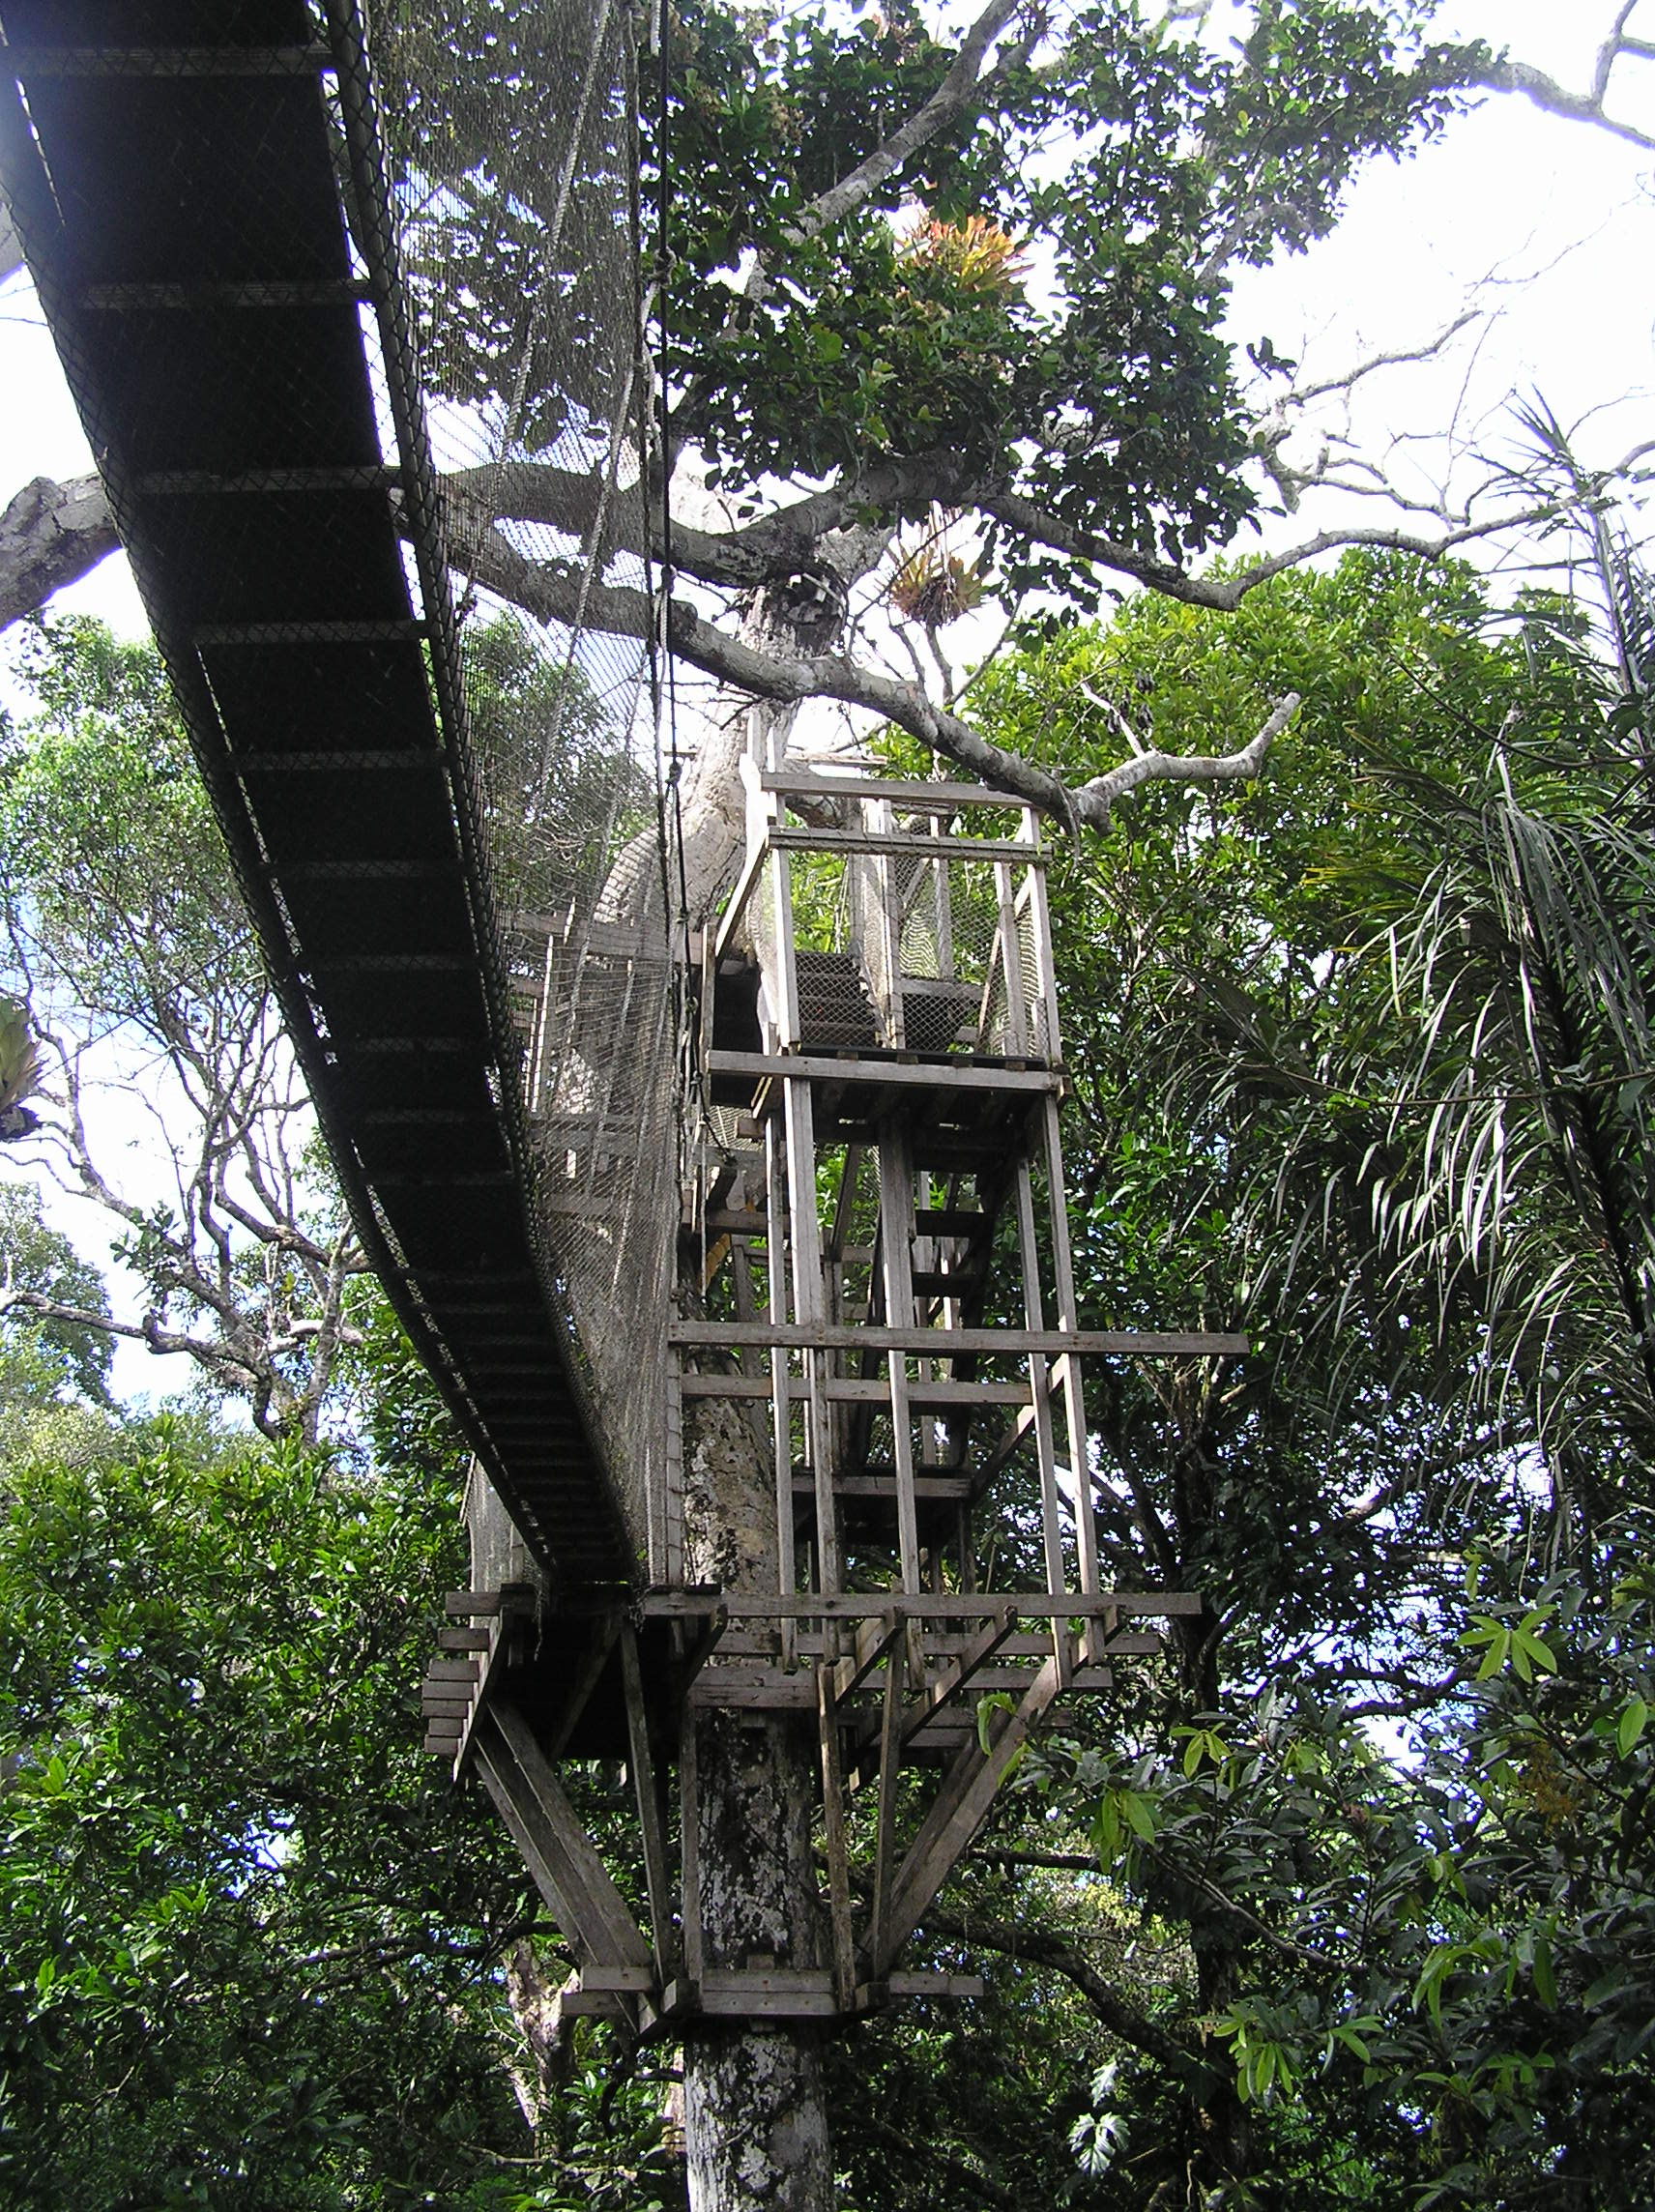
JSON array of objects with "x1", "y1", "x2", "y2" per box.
[{"x1": 0, "y1": 0, "x2": 632, "y2": 1588}]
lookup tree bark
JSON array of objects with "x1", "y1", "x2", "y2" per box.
[
  {"x1": 0, "y1": 472, "x2": 118, "y2": 629},
  {"x1": 669, "y1": 865, "x2": 828, "y2": 2210},
  {"x1": 663, "y1": 568, "x2": 881, "y2": 2212}
]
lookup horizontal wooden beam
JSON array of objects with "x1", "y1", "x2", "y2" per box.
[
  {"x1": 761, "y1": 770, "x2": 1030, "y2": 813},
  {"x1": 444, "y1": 1586, "x2": 538, "y2": 1617},
  {"x1": 708, "y1": 1049, "x2": 1060, "y2": 1096},
  {"x1": 681, "y1": 1372, "x2": 1032, "y2": 1408},
  {"x1": 642, "y1": 1588, "x2": 1199, "y2": 1620},
  {"x1": 670, "y1": 1319, "x2": 1248, "y2": 1359},
  {"x1": 792, "y1": 1472, "x2": 971, "y2": 1505},
  {"x1": 769, "y1": 826, "x2": 1038, "y2": 863}
]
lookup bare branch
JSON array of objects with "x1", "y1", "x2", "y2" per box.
[
  {"x1": 780, "y1": 0, "x2": 1030, "y2": 248},
  {"x1": 1475, "y1": 6, "x2": 1655, "y2": 153},
  {"x1": 1081, "y1": 693, "x2": 1299, "y2": 822},
  {"x1": 456, "y1": 515, "x2": 1290, "y2": 832}
]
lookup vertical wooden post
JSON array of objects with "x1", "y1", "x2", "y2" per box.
[
  {"x1": 1041, "y1": 1092, "x2": 1104, "y2": 1659},
  {"x1": 765, "y1": 1121, "x2": 798, "y2": 1666},
  {"x1": 993, "y1": 857, "x2": 1030, "y2": 1058},
  {"x1": 620, "y1": 1621, "x2": 676, "y2": 1984},
  {"x1": 876, "y1": 1120, "x2": 923, "y2": 1595},
  {"x1": 785, "y1": 1076, "x2": 840, "y2": 1598},
  {"x1": 817, "y1": 1665, "x2": 857, "y2": 2011},
  {"x1": 1020, "y1": 806, "x2": 1060, "y2": 1066},
  {"x1": 1014, "y1": 1159, "x2": 1071, "y2": 1683},
  {"x1": 870, "y1": 1638, "x2": 905, "y2": 1975},
  {"x1": 872, "y1": 797, "x2": 907, "y2": 1049},
  {"x1": 930, "y1": 811, "x2": 955, "y2": 983}
]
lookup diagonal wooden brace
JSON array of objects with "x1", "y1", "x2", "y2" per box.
[
  {"x1": 870, "y1": 1652, "x2": 1063, "y2": 1978},
  {"x1": 474, "y1": 1703, "x2": 652, "y2": 1982}
]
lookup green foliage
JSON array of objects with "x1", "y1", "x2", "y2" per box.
[
  {"x1": 843, "y1": 538, "x2": 1655, "y2": 2206},
  {"x1": 0, "y1": 1182, "x2": 111, "y2": 1407},
  {"x1": 374, "y1": 0, "x2": 1492, "y2": 582},
  {"x1": 0, "y1": 616, "x2": 255, "y2": 1031},
  {"x1": 0, "y1": 1416, "x2": 677, "y2": 2210}
]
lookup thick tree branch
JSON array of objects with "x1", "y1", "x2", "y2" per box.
[
  {"x1": 0, "y1": 473, "x2": 118, "y2": 629},
  {"x1": 446, "y1": 450, "x2": 970, "y2": 595},
  {"x1": 457, "y1": 520, "x2": 1290, "y2": 830},
  {"x1": 921, "y1": 1903, "x2": 1204, "y2": 2074}
]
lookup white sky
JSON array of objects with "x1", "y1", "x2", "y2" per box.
[{"x1": 0, "y1": 1, "x2": 1649, "y2": 1403}]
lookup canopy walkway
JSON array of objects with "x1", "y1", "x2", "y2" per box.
[
  {"x1": 3, "y1": 1, "x2": 1241, "y2": 2028},
  {"x1": 0, "y1": 0, "x2": 628, "y2": 1586}
]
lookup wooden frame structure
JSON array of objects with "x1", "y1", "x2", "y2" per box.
[{"x1": 423, "y1": 755, "x2": 1243, "y2": 2029}]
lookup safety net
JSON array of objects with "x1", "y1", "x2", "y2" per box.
[{"x1": 365, "y1": 0, "x2": 676, "y2": 1558}]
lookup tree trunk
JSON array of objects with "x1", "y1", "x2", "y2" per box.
[
  {"x1": 677, "y1": 1292, "x2": 834, "y2": 2210},
  {"x1": 573, "y1": 546, "x2": 889, "y2": 2207},
  {"x1": 683, "y1": 1710, "x2": 833, "y2": 2212}
]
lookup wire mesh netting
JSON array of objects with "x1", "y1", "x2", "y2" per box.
[
  {"x1": 365, "y1": 0, "x2": 676, "y2": 1555},
  {"x1": 0, "y1": 0, "x2": 673, "y2": 1576},
  {"x1": 744, "y1": 796, "x2": 1056, "y2": 1065}
]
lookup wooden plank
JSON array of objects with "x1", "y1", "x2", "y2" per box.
[
  {"x1": 709, "y1": 1049, "x2": 1060, "y2": 1096},
  {"x1": 681, "y1": 1372, "x2": 1032, "y2": 1407},
  {"x1": 818, "y1": 1667, "x2": 857, "y2": 2011},
  {"x1": 993, "y1": 858, "x2": 1031, "y2": 1059},
  {"x1": 669, "y1": 1319, "x2": 1248, "y2": 1358},
  {"x1": 425, "y1": 1659, "x2": 480, "y2": 1683},
  {"x1": 770, "y1": 825, "x2": 1036, "y2": 862},
  {"x1": 554, "y1": 1988, "x2": 633, "y2": 2019},
  {"x1": 444, "y1": 1586, "x2": 538, "y2": 1618},
  {"x1": 1014, "y1": 1161, "x2": 1069, "y2": 1680},
  {"x1": 579, "y1": 1965, "x2": 656, "y2": 1993},
  {"x1": 877, "y1": 1118, "x2": 922, "y2": 1593},
  {"x1": 712, "y1": 837, "x2": 770, "y2": 962},
  {"x1": 696, "y1": 1989, "x2": 838, "y2": 2018},
  {"x1": 761, "y1": 770, "x2": 1029, "y2": 812},
  {"x1": 705, "y1": 1625, "x2": 1155, "y2": 1664},
  {"x1": 475, "y1": 1733, "x2": 610, "y2": 1976},
  {"x1": 870, "y1": 1637, "x2": 905, "y2": 1969},
  {"x1": 789, "y1": 1473, "x2": 971, "y2": 1504},
  {"x1": 766, "y1": 1121, "x2": 797, "y2": 1662},
  {"x1": 642, "y1": 1588, "x2": 1200, "y2": 1620},
  {"x1": 886, "y1": 1971, "x2": 985, "y2": 2000},
  {"x1": 438, "y1": 1627, "x2": 491, "y2": 1651},
  {"x1": 785, "y1": 1077, "x2": 841, "y2": 1599},
  {"x1": 688, "y1": 1671, "x2": 817, "y2": 1710},
  {"x1": 875, "y1": 1656, "x2": 1064, "y2": 1974}
]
